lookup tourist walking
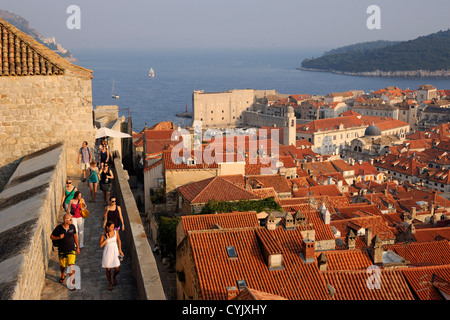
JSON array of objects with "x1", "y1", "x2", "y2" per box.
[
  {"x1": 78, "y1": 141, "x2": 92, "y2": 182},
  {"x1": 99, "y1": 163, "x2": 114, "y2": 206},
  {"x1": 99, "y1": 142, "x2": 110, "y2": 170},
  {"x1": 50, "y1": 213, "x2": 80, "y2": 289},
  {"x1": 87, "y1": 161, "x2": 99, "y2": 202},
  {"x1": 100, "y1": 221, "x2": 124, "y2": 290},
  {"x1": 67, "y1": 191, "x2": 86, "y2": 249},
  {"x1": 102, "y1": 196, "x2": 125, "y2": 232},
  {"x1": 60, "y1": 179, "x2": 77, "y2": 212}
]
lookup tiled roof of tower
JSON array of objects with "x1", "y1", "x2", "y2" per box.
[
  {"x1": 323, "y1": 269, "x2": 414, "y2": 300},
  {"x1": 0, "y1": 17, "x2": 92, "y2": 78},
  {"x1": 401, "y1": 265, "x2": 450, "y2": 300},
  {"x1": 187, "y1": 227, "x2": 331, "y2": 300},
  {"x1": 180, "y1": 211, "x2": 260, "y2": 235}
]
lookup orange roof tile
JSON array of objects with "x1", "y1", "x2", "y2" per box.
[
  {"x1": 181, "y1": 211, "x2": 260, "y2": 235},
  {"x1": 187, "y1": 227, "x2": 331, "y2": 300},
  {"x1": 0, "y1": 17, "x2": 92, "y2": 78},
  {"x1": 401, "y1": 265, "x2": 450, "y2": 300},
  {"x1": 315, "y1": 250, "x2": 373, "y2": 271},
  {"x1": 384, "y1": 240, "x2": 450, "y2": 266},
  {"x1": 177, "y1": 176, "x2": 259, "y2": 204},
  {"x1": 323, "y1": 269, "x2": 414, "y2": 300}
]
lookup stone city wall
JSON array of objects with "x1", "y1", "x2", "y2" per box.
[
  {"x1": 0, "y1": 74, "x2": 95, "y2": 177},
  {"x1": 112, "y1": 154, "x2": 166, "y2": 300},
  {"x1": 0, "y1": 143, "x2": 66, "y2": 300}
]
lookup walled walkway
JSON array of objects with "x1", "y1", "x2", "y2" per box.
[{"x1": 40, "y1": 176, "x2": 138, "y2": 300}]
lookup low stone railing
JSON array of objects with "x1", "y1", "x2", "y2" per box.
[{"x1": 111, "y1": 152, "x2": 166, "y2": 300}]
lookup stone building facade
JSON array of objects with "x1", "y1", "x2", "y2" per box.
[
  {"x1": 0, "y1": 17, "x2": 94, "y2": 177},
  {"x1": 192, "y1": 89, "x2": 277, "y2": 128}
]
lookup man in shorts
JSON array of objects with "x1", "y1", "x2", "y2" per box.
[
  {"x1": 78, "y1": 141, "x2": 92, "y2": 182},
  {"x1": 50, "y1": 213, "x2": 81, "y2": 290}
]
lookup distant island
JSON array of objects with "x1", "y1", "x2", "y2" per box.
[
  {"x1": 0, "y1": 9, "x2": 77, "y2": 62},
  {"x1": 299, "y1": 30, "x2": 450, "y2": 77}
]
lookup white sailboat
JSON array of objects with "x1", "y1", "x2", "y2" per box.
[
  {"x1": 111, "y1": 80, "x2": 119, "y2": 99},
  {"x1": 149, "y1": 67, "x2": 155, "y2": 78}
]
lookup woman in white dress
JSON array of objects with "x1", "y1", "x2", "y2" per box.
[{"x1": 100, "y1": 221, "x2": 124, "y2": 290}]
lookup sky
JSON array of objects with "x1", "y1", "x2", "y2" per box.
[{"x1": 1, "y1": 0, "x2": 449, "y2": 52}]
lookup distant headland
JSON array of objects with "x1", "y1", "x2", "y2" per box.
[
  {"x1": 0, "y1": 9, "x2": 77, "y2": 62},
  {"x1": 298, "y1": 30, "x2": 450, "y2": 78}
]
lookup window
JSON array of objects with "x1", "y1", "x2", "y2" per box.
[
  {"x1": 236, "y1": 280, "x2": 247, "y2": 290},
  {"x1": 226, "y1": 246, "x2": 237, "y2": 259}
]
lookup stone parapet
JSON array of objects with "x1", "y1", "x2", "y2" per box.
[
  {"x1": 0, "y1": 143, "x2": 66, "y2": 300},
  {"x1": 112, "y1": 154, "x2": 166, "y2": 300}
]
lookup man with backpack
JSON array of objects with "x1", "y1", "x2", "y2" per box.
[
  {"x1": 50, "y1": 213, "x2": 81, "y2": 289},
  {"x1": 78, "y1": 141, "x2": 92, "y2": 182}
]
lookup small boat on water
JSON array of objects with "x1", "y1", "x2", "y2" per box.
[
  {"x1": 176, "y1": 105, "x2": 193, "y2": 118},
  {"x1": 149, "y1": 67, "x2": 155, "y2": 78},
  {"x1": 111, "y1": 80, "x2": 119, "y2": 99}
]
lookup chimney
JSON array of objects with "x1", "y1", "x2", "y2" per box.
[
  {"x1": 320, "y1": 202, "x2": 331, "y2": 225},
  {"x1": 284, "y1": 212, "x2": 295, "y2": 230},
  {"x1": 294, "y1": 210, "x2": 307, "y2": 227},
  {"x1": 300, "y1": 239, "x2": 315, "y2": 263},
  {"x1": 430, "y1": 201, "x2": 435, "y2": 215},
  {"x1": 226, "y1": 286, "x2": 239, "y2": 300},
  {"x1": 411, "y1": 207, "x2": 416, "y2": 219},
  {"x1": 370, "y1": 158, "x2": 374, "y2": 165},
  {"x1": 318, "y1": 252, "x2": 328, "y2": 271},
  {"x1": 410, "y1": 223, "x2": 416, "y2": 234},
  {"x1": 365, "y1": 228, "x2": 373, "y2": 246},
  {"x1": 266, "y1": 212, "x2": 277, "y2": 230},
  {"x1": 371, "y1": 234, "x2": 383, "y2": 265},
  {"x1": 346, "y1": 230, "x2": 356, "y2": 250}
]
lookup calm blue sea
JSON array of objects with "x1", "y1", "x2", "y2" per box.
[{"x1": 73, "y1": 48, "x2": 450, "y2": 132}]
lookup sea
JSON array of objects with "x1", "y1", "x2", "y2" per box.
[{"x1": 73, "y1": 47, "x2": 450, "y2": 132}]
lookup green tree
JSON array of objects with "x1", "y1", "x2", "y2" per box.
[{"x1": 157, "y1": 216, "x2": 180, "y2": 257}]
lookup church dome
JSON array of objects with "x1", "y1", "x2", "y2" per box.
[{"x1": 365, "y1": 124, "x2": 381, "y2": 136}]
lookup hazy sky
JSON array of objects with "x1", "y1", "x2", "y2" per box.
[{"x1": 1, "y1": 0, "x2": 449, "y2": 51}]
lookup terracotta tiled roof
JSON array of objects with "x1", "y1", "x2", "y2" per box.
[
  {"x1": 251, "y1": 187, "x2": 278, "y2": 200},
  {"x1": 401, "y1": 265, "x2": 450, "y2": 300},
  {"x1": 187, "y1": 227, "x2": 331, "y2": 300},
  {"x1": 294, "y1": 185, "x2": 343, "y2": 198},
  {"x1": 297, "y1": 115, "x2": 366, "y2": 133},
  {"x1": 180, "y1": 211, "x2": 260, "y2": 235},
  {"x1": 359, "y1": 116, "x2": 409, "y2": 131},
  {"x1": 412, "y1": 227, "x2": 450, "y2": 242},
  {"x1": 0, "y1": 17, "x2": 92, "y2": 78},
  {"x1": 177, "y1": 176, "x2": 259, "y2": 204},
  {"x1": 234, "y1": 287, "x2": 288, "y2": 300},
  {"x1": 323, "y1": 269, "x2": 414, "y2": 300},
  {"x1": 374, "y1": 154, "x2": 427, "y2": 176},
  {"x1": 246, "y1": 175, "x2": 291, "y2": 194},
  {"x1": 384, "y1": 240, "x2": 450, "y2": 266},
  {"x1": 163, "y1": 149, "x2": 219, "y2": 170},
  {"x1": 315, "y1": 250, "x2": 373, "y2": 271},
  {"x1": 330, "y1": 215, "x2": 396, "y2": 242}
]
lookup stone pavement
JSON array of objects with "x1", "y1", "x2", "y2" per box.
[{"x1": 40, "y1": 175, "x2": 138, "y2": 300}]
